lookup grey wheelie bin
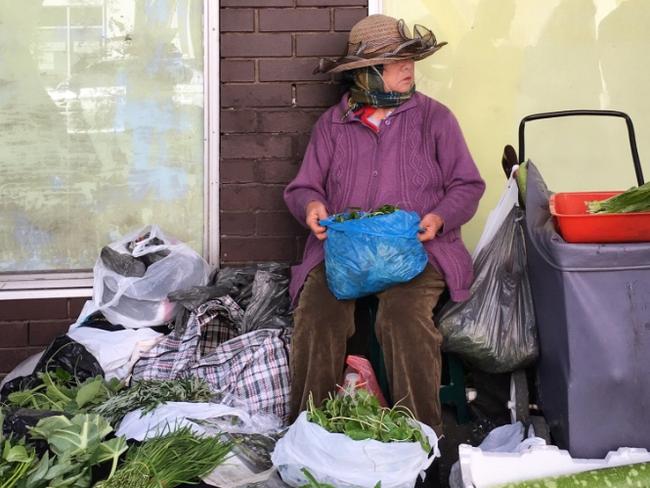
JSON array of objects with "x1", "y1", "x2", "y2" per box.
[{"x1": 520, "y1": 110, "x2": 650, "y2": 459}]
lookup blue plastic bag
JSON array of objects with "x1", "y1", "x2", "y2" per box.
[{"x1": 320, "y1": 210, "x2": 428, "y2": 300}]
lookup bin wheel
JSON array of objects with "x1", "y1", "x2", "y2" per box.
[
  {"x1": 509, "y1": 370, "x2": 529, "y2": 423},
  {"x1": 528, "y1": 414, "x2": 552, "y2": 444}
]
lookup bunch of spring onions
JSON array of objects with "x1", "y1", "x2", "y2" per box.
[
  {"x1": 587, "y1": 181, "x2": 650, "y2": 214},
  {"x1": 94, "y1": 426, "x2": 231, "y2": 488}
]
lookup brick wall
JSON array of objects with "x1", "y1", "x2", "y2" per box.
[
  {"x1": 0, "y1": 0, "x2": 368, "y2": 381},
  {"x1": 220, "y1": 0, "x2": 367, "y2": 264},
  {"x1": 0, "y1": 298, "x2": 86, "y2": 382}
]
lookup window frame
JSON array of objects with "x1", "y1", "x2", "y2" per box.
[
  {"x1": 369, "y1": 0, "x2": 383, "y2": 15},
  {"x1": 0, "y1": 0, "x2": 220, "y2": 300}
]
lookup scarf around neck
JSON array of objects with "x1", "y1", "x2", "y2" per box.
[{"x1": 345, "y1": 65, "x2": 415, "y2": 118}]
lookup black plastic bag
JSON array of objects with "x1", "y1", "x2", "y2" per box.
[
  {"x1": 0, "y1": 336, "x2": 104, "y2": 400},
  {"x1": 436, "y1": 207, "x2": 538, "y2": 373},
  {"x1": 2, "y1": 408, "x2": 62, "y2": 455},
  {"x1": 168, "y1": 263, "x2": 292, "y2": 335}
]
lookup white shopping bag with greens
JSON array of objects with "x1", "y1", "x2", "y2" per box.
[{"x1": 271, "y1": 390, "x2": 439, "y2": 488}]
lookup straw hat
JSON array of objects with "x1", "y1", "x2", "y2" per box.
[{"x1": 315, "y1": 14, "x2": 447, "y2": 74}]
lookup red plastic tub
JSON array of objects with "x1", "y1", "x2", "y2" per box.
[{"x1": 549, "y1": 191, "x2": 650, "y2": 243}]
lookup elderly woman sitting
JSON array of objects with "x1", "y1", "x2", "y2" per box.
[{"x1": 284, "y1": 14, "x2": 485, "y2": 436}]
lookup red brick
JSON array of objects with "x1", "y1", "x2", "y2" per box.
[
  {"x1": 0, "y1": 347, "x2": 44, "y2": 373},
  {"x1": 221, "y1": 212, "x2": 255, "y2": 237},
  {"x1": 221, "y1": 134, "x2": 293, "y2": 159},
  {"x1": 221, "y1": 33, "x2": 292, "y2": 57},
  {"x1": 298, "y1": 0, "x2": 367, "y2": 5},
  {"x1": 334, "y1": 7, "x2": 366, "y2": 30},
  {"x1": 221, "y1": 237, "x2": 296, "y2": 262},
  {"x1": 221, "y1": 60, "x2": 255, "y2": 82},
  {"x1": 0, "y1": 299, "x2": 67, "y2": 321},
  {"x1": 29, "y1": 320, "x2": 72, "y2": 346},
  {"x1": 259, "y1": 58, "x2": 328, "y2": 81},
  {"x1": 259, "y1": 8, "x2": 330, "y2": 32},
  {"x1": 221, "y1": 9, "x2": 255, "y2": 32},
  {"x1": 292, "y1": 133, "x2": 312, "y2": 159},
  {"x1": 221, "y1": 160, "x2": 256, "y2": 183},
  {"x1": 258, "y1": 110, "x2": 321, "y2": 133},
  {"x1": 296, "y1": 83, "x2": 342, "y2": 107},
  {"x1": 0, "y1": 322, "x2": 28, "y2": 347},
  {"x1": 257, "y1": 160, "x2": 300, "y2": 183},
  {"x1": 221, "y1": 0, "x2": 292, "y2": 6},
  {"x1": 68, "y1": 298, "x2": 87, "y2": 319},
  {"x1": 221, "y1": 83, "x2": 292, "y2": 108},
  {"x1": 256, "y1": 212, "x2": 306, "y2": 235},
  {"x1": 220, "y1": 184, "x2": 287, "y2": 212},
  {"x1": 296, "y1": 235, "x2": 308, "y2": 260},
  {"x1": 221, "y1": 110, "x2": 258, "y2": 133},
  {"x1": 296, "y1": 32, "x2": 349, "y2": 56}
]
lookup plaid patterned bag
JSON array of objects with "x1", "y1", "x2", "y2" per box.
[{"x1": 132, "y1": 297, "x2": 291, "y2": 421}]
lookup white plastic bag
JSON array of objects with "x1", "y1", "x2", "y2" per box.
[
  {"x1": 74, "y1": 225, "x2": 209, "y2": 329},
  {"x1": 116, "y1": 401, "x2": 282, "y2": 441},
  {"x1": 271, "y1": 412, "x2": 439, "y2": 488},
  {"x1": 473, "y1": 167, "x2": 519, "y2": 259},
  {"x1": 66, "y1": 327, "x2": 164, "y2": 380}
]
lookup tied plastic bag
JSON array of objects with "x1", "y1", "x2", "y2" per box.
[
  {"x1": 272, "y1": 412, "x2": 439, "y2": 488},
  {"x1": 321, "y1": 210, "x2": 428, "y2": 300},
  {"x1": 344, "y1": 355, "x2": 388, "y2": 407},
  {"x1": 437, "y1": 174, "x2": 538, "y2": 373},
  {"x1": 75, "y1": 225, "x2": 210, "y2": 329}
]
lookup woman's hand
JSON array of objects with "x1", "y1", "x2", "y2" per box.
[
  {"x1": 418, "y1": 213, "x2": 444, "y2": 242},
  {"x1": 305, "y1": 201, "x2": 329, "y2": 240}
]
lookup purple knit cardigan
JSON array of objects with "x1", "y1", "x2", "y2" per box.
[{"x1": 284, "y1": 91, "x2": 486, "y2": 305}]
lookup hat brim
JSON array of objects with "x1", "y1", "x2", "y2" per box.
[{"x1": 317, "y1": 43, "x2": 447, "y2": 74}]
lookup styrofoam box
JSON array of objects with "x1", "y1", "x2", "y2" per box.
[{"x1": 459, "y1": 444, "x2": 650, "y2": 487}]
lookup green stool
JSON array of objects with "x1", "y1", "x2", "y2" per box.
[{"x1": 356, "y1": 295, "x2": 470, "y2": 425}]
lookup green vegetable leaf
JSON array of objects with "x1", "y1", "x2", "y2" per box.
[
  {"x1": 75, "y1": 378, "x2": 103, "y2": 408},
  {"x1": 4, "y1": 443, "x2": 32, "y2": 463}
]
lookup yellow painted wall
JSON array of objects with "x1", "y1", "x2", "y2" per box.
[{"x1": 385, "y1": 0, "x2": 650, "y2": 249}]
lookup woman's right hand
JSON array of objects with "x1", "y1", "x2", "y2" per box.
[{"x1": 305, "y1": 201, "x2": 328, "y2": 240}]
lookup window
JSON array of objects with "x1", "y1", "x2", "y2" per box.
[{"x1": 0, "y1": 0, "x2": 219, "y2": 298}]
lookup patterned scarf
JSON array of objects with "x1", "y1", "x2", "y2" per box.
[{"x1": 344, "y1": 65, "x2": 415, "y2": 118}]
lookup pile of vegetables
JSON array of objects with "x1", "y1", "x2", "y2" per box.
[
  {"x1": 6, "y1": 370, "x2": 121, "y2": 413},
  {"x1": 1, "y1": 374, "x2": 231, "y2": 487},
  {"x1": 332, "y1": 205, "x2": 399, "y2": 223},
  {"x1": 95, "y1": 426, "x2": 231, "y2": 488},
  {"x1": 586, "y1": 181, "x2": 650, "y2": 214},
  {"x1": 93, "y1": 378, "x2": 213, "y2": 425},
  {"x1": 306, "y1": 389, "x2": 431, "y2": 453},
  {"x1": 0, "y1": 413, "x2": 127, "y2": 488}
]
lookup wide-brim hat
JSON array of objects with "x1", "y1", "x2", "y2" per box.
[{"x1": 314, "y1": 14, "x2": 447, "y2": 74}]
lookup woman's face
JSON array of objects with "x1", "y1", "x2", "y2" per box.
[{"x1": 382, "y1": 60, "x2": 415, "y2": 93}]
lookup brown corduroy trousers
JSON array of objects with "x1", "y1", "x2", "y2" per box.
[{"x1": 289, "y1": 263, "x2": 446, "y2": 435}]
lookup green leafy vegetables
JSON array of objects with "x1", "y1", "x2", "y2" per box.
[
  {"x1": 94, "y1": 426, "x2": 231, "y2": 488},
  {"x1": 5, "y1": 413, "x2": 128, "y2": 488},
  {"x1": 6, "y1": 369, "x2": 122, "y2": 413},
  {"x1": 586, "y1": 181, "x2": 650, "y2": 214},
  {"x1": 93, "y1": 378, "x2": 213, "y2": 425},
  {"x1": 306, "y1": 389, "x2": 431, "y2": 453},
  {"x1": 332, "y1": 205, "x2": 399, "y2": 223}
]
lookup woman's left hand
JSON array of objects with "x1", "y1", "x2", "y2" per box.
[{"x1": 418, "y1": 213, "x2": 444, "y2": 242}]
